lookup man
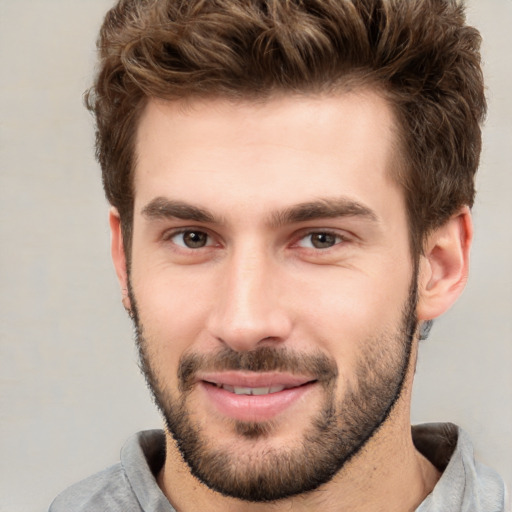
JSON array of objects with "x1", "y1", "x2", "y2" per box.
[{"x1": 50, "y1": 0, "x2": 506, "y2": 510}]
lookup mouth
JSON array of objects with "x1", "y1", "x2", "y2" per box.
[
  {"x1": 208, "y1": 383, "x2": 299, "y2": 396},
  {"x1": 197, "y1": 372, "x2": 318, "y2": 422}
]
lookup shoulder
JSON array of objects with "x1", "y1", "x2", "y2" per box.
[
  {"x1": 414, "y1": 423, "x2": 507, "y2": 512},
  {"x1": 49, "y1": 463, "x2": 141, "y2": 512},
  {"x1": 49, "y1": 430, "x2": 168, "y2": 512}
]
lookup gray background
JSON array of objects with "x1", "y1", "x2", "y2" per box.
[{"x1": 0, "y1": 1, "x2": 510, "y2": 510}]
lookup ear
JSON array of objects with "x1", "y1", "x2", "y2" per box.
[
  {"x1": 109, "y1": 207, "x2": 131, "y2": 312},
  {"x1": 416, "y1": 207, "x2": 473, "y2": 321}
]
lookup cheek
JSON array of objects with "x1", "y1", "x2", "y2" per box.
[
  {"x1": 131, "y1": 266, "x2": 216, "y2": 351},
  {"x1": 295, "y1": 268, "x2": 412, "y2": 363}
]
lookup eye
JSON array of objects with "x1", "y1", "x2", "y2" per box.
[
  {"x1": 170, "y1": 230, "x2": 211, "y2": 249},
  {"x1": 297, "y1": 232, "x2": 344, "y2": 249}
]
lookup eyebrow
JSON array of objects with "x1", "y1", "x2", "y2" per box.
[
  {"x1": 141, "y1": 196, "x2": 378, "y2": 226},
  {"x1": 269, "y1": 198, "x2": 378, "y2": 228},
  {"x1": 141, "y1": 197, "x2": 217, "y2": 223}
]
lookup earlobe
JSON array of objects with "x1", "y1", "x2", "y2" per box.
[
  {"x1": 416, "y1": 207, "x2": 473, "y2": 321},
  {"x1": 109, "y1": 208, "x2": 131, "y2": 310}
]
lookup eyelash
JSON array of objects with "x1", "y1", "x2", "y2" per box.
[
  {"x1": 162, "y1": 228, "x2": 216, "y2": 249},
  {"x1": 162, "y1": 227, "x2": 350, "y2": 253},
  {"x1": 294, "y1": 230, "x2": 350, "y2": 251}
]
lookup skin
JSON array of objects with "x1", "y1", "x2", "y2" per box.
[{"x1": 110, "y1": 90, "x2": 472, "y2": 512}]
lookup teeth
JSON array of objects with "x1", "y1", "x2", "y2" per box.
[
  {"x1": 217, "y1": 384, "x2": 286, "y2": 395},
  {"x1": 233, "y1": 387, "x2": 253, "y2": 395},
  {"x1": 251, "y1": 387, "x2": 271, "y2": 396}
]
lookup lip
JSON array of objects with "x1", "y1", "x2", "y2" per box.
[
  {"x1": 199, "y1": 371, "x2": 314, "y2": 389},
  {"x1": 198, "y1": 372, "x2": 317, "y2": 422}
]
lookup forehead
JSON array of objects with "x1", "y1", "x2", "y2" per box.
[{"x1": 133, "y1": 91, "x2": 403, "y2": 223}]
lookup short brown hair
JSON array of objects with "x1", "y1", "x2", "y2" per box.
[{"x1": 86, "y1": 0, "x2": 486, "y2": 257}]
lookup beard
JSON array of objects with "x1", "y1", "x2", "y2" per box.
[{"x1": 128, "y1": 279, "x2": 418, "y2": 502}]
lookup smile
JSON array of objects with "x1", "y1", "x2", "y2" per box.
[
  {"x1": 210, "y1": 383, "x2": 291, "y2": 395},
  {"x1": 198, "y1": 372, "x2": 318, "y2": 422}
]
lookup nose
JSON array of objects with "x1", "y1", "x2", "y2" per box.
[{"x1": 206, "y1": 245, "x2": 293, "y2": 352}]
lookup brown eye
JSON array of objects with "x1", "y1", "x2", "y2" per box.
[
  {"x1": 173, "y1": 230, "x2": 210, "y2": 248},
  {"x1": 297, "y1": 232, "x2": 342, "y2": 249},
  {"x1": 310, "y1": 233, "x2": 337, "y2": 249}
]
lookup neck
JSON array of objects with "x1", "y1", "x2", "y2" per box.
[{"x1": 159, "y1": 416, "x2": 439, "y2": 512}]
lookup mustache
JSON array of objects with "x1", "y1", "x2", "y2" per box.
[{"x1": 178, "y1": 346, "x2": 339, "y2": 393}]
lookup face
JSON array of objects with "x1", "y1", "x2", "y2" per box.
[{"x1": 122, "y1": 92, "x2": 418, "y2": 501}]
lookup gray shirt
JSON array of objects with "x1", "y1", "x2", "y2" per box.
[{"x1": 49, "y1": 423, "x2": 506, "y2": 511}]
